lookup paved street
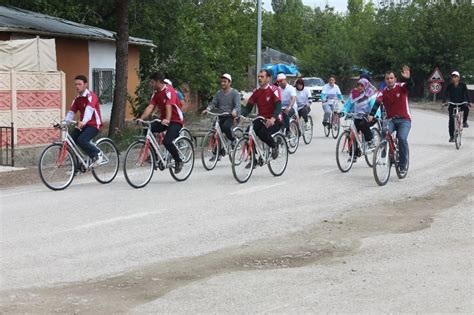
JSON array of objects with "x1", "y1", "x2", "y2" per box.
[{"x1": 1, "y1": 108, "x2": 473, "y2": 313}]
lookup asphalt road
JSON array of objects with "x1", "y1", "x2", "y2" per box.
[{"x1": 1, "y1": 107, "x2": 473, "y2": 313}]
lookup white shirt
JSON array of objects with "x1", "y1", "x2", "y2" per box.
[
  {"x1": 296, "y1": 87, "x2": 311, "y2": 109},
  {"x1": 280, "y1": 84, "x2": 297, "y2": 110}
]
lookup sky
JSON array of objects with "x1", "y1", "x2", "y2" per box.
[{"x1": 262, "y1": 0, "x2": 349, "y2": 13}]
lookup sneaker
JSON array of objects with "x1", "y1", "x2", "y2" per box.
[
  {"x1": 305, "y1": 122, "x2": 311, "y2": 130},
  {"x1": 463, "y1": 121, "x2": 469, "y2": 128},
  {"x1": 271, "y1": 146, "x2": 279, "y2": 159},
  {"x1": 399, "y1": 166, "x2": 408, "y2": 176},
  {"x1": 209, "y1": 155, "x2": 221, "y2": 162},
  {"x1": 175, "y1": 160, "x2": 183, "y2": 174},
  {"x1": 347, "y1": 156, "x2": 357, "y2": 163},
  {"x1": 367, "y1": 140, "x2": 376, "y2": 150},
  {"x1": 449, "y1": 137, "x2": 455, "y2": 143},
  {"x1": 230, "y1": 140, "x2": 237, "y2": 150},
  {"x1": 245, "y1": 161, "x2": 257, "y2": 169},
  {"x1": 91, "y1": 152, "x2": 104, "y2": 167},
  {"x1": 322, "y1": 121, "x2": 329, "y2": 127}
]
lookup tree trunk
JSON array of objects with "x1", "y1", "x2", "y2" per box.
[{"x1": 109, "y1": 0, "x2": 129, "y2": 137}]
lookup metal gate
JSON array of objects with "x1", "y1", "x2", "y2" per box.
[{"x1": 0, "y1": 123, "x2": 14, "y2": 166}]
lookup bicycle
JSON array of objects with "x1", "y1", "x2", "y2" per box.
[
  {"x1": 336, "y1": 113, "x2": 381, "y2": 173},
  {"x1": 231, "y1": 116, "x2": 289, "y2": 183},
  {"x1": 38, "y1": 121, "x2": 119, "y2": 191},
  {"x1": 283, "y1": 114, "x2": 300, "y2": 154},
  {"x1": 201, "y1": 112, "x2": 243, "y2": 170},
  {"x1": 296, "y1": 107, "x2": 314, "y2": 145},
  {"x1": 372, "y1": 117, "x2": 409, "y2": 186},
  {"x1": 443, "y1": 101, "x2": 468, "y2": 150},
  {"x1": 123, "y1": 119, "x2": 194, "y2": 188},
  {"x1": 323, "y1": 99, "x2": 341, "y2": 139}
]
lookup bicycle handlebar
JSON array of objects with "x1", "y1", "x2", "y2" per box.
[
  {"x1": 135, "y1": 118, "x2": 162, "y2": 127},
  {"x1": 443, "y1": 101, "x2": 468, "y2": 107},
  {"x1": 206, "y1": 112, "x2": 232, "y2": 117},
  {"x1": 238, "y1": 115, "x2": 266, "y2": 122}
]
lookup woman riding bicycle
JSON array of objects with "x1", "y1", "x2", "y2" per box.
[
  {"x1": 295, "y1": 78, "x2": 312, "y2": 125},
  {"x1": 340, "y1": 78, "x2": 378, "y2": 161},
  {"x1": 320, "y1": 75, "x2": 344, "y2": 126}
]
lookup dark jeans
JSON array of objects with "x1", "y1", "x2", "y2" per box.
[
  {"x1": 298, "y1": 106, "x2": 311, "y2": 123},
  {"x1": 385, "y1": 118, "x2": 411, "y2": 169},
  {"x1": 448, "y1": 104, "x2": 469, "y2": 137},
  {"x1": 354, "y1": 118, "x2": 373, "y2": 142},
  {"x1": 253, "y1": 118, "x2": 281, "y2": 149},
  {"x1": 147, "y1": 121, "x2": 182, "y2": 162},
  {"x1": 218, "y1": 116, "x2": 235, "y2": 141},
  {"x1": 281, "y1": 108, "x2": 295, "y2": 130},
  {"x1": 71, "y1": 125, "x2": 99, "y2": 158}
]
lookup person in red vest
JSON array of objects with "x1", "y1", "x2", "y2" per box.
[{"x1": 64, "y1": 75, "x2": 103, "y2": 166}]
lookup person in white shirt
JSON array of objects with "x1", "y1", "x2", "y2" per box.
[
  {"x1": 295, "y1": 78, "x2": 312, "y2": 124},
  {"x1": 320, "y1": 75, "x2": 344, "y2": 126},
  {"x1": 277, "y1": 73, "x2": 297, "y2": 131}
]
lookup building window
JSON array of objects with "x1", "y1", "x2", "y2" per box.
[{"x1": 92, "y1": 68, "x2": 115, "y2": 104}]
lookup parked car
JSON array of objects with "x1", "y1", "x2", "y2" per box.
[{"x1": 303, "y1": 77, "x2": 325, "y2": 101}]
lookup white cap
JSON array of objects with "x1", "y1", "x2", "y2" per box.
[
  {"x1": 451, "y1": 71, "x2": 460, "y2": 77},
  {"x1": 276, "y1": 73, "x2": 286, "y2": 81},
  {"x1": 164, "y1": 79, "x2": 173, "y2": 86},
  {"x1": 221, "y1": 73, "x2": 232, "y2": 82}
]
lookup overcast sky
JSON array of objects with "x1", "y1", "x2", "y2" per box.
[{"x1": 263, "y1": 0, "x2": 349, "y2": 13}]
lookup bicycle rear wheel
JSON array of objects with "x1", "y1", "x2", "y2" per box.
[
  {"x1": 336, "y1": 131, "x2": 354, "y2": 173},
  {"x1": 373, "y1": 140, "x2": 391, "y2": 186},
  {"x1": 201, "y1": 131, "x2": 219, "y2": 171},
  {"x1": 268, "y1": 133, "x2": 288, "y2": 176},
  {"x1": 123, "y1": 140, "x2": 155, "y2": 189},
  {"x1": 331, "y1": 115, "x2": 340, "y2": 139},
  {"x1": 39, "y1": 143, "x2": 76, "y2": 191},
  {"x1": 302, "y1": 116, "x2": 313, "y2": 144},
  {"x1": 170, "y1": 137, "x2": 194, "y2": 181},
  {"x1": 232, "y1": 137, "x2": 254, "y2": 183},
  {"x1": 180, "y1": 128, "x2": 194, "y2": 146},
  {"x1": 92, "y1": 138, "x2": 119, "y2": 184},
  {"x1": 287, "y1": 120, "x2": 299, "y2": 154}
]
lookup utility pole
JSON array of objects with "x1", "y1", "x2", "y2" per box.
[{"x1": 256, "y1": 0, "x2": 262, "y2": 87}]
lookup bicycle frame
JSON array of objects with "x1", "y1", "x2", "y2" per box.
[
  {"x1": 343, "y1": 114, "x2": 378, "y2": 156},
  {"x1": 242, "y1": 117, "x2": 271, "y2": 164},
  {"x1": 206, "y1": 112, "x2": 235, "y2": 156},
  {"x1": 380, "y1": 118, "x2": 397, "y2": 163},
  {"x1": 449, "y1": 102, "x2": 467, "y2": 134}
]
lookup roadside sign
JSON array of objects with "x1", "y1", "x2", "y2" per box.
[
  {"x1": 429, "y1": 81, "x2": 442, "y2": 94},
  {"x1": 428, "y1": 67, "x2": 444, "y2": 82}
]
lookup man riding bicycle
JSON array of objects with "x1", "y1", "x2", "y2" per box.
[
  {"x1": 140, "y1": 72, "x2": 184, "y2": 173},
  {"x1": 64, "y1": 75, "x2": 103, "y2": 166},
  {"x1": 442, "y1": 71, "x2": 472, "y2": 142},
  {"x1": 242, "y1": 69, "x2": 282, "y2": 162},
  {"x1": 369, "y1": 65, "x2": 413, "y2": 176},
  {"x1": 277, "y1": 73, "x2": 297, "y2": 132},
  {"x1": 202, "y1": 73, "x2": 241, "y2": 154},
  {"x1": 320, "y1": 75, "x2": 344, "y2": 126}
]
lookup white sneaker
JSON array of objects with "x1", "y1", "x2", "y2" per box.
[{"x1": 91, "y1": 152, "x2": 104, "y2": 167}]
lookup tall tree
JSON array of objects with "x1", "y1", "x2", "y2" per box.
[{"x1": 109, "y1": 0, "x2": 129, "y2": 137}]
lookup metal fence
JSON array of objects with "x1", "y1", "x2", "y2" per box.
[
  {"x1": 92, "y1": 68, "x2": 115, "y2": 104},
  {"x1": 0, "y1": 123, "x2": 14, "y2": 166}
]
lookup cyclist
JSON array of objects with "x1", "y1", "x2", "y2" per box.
[
  {"x1": 277, "y1": 73, "x2": 297, "y2": 132},
  {"x1": 202, "y1": 73, "x2": 241, "y2": 157},
  {"x1": 295, "y1": 78, "x2": 312, "y2": 126},
  {"x1": 369, "y1": 65, "x2": 413, "y2": 176},
  {"x1": 242, "y1": 69, "x2": 282, "y2": 164},
  {"x1": 140, "y1": 72, "x2": 184, "y2": 173},
  {"x1": 341, "y1": 78, "x2": 377, "y2": 162},
  {"x1": 442, "y1": 71, "x2": 472, "y2": 142},
  {"x1": 320, "y1": 75, "x2": 344, "y2": 126},
  {"x1": 64, "y1": 75, "x2": 103, "y2": 166}
]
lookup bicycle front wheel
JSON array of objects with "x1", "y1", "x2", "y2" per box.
[
  {"x1": 324, "y1": 122, "x2": 331, "y2": 137},
  {"x1": 232, "y1": 137, "x2": 254, "y2": 183},
  {"x1": 123, "y1": 140, "x2": 155, "y2": 189},
  {"x1": 92, "y1": 138, "x2": 119, "y2": 184},
  {"x1": 373, "y1": 140, "x2": 391, "y2": 186},
  {"x1": 455, "y1": 131, "x2": 462, "y2": 150},
  {"x1": 336, "y1": 131, "x2": 354, "y2": 173},
  {"x1": 38, "y1": 143, "x2": 75, "y2": 191},
  {"x1": 201, "y1": 131, "x2": 219, "y2": 171},
  {"x1": 364, "y1": 127, "x2": 381, "y2": 168},
  {"x1": 170, "y1": 137, "x2": 194, "y2": 182},
  {"x1": 302, "y1": 116, "x2": 313, "y2": 144},
  {"x1": 268, "y1": 133, "x2": 288, "y2": 177},
  {"x1": 287, "y1": 120, "x2": 299, "y2": 154},
  {"x1": 331, "y1": 116, "x2": 340, "y2": 139}
]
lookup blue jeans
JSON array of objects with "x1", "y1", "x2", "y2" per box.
[
  {"x1": 386, "y1": 118, "x2": 411, "y2": 169},
  {"x1": 71, "y1": 125, "x2": 100, "y2": 159}
]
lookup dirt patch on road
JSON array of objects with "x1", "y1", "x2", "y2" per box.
[
  {"x1": 0, "y1": 167, "x2": 41, "y2": 188},
  {"x1": 1, "y1": 175, "x2": 472, "y2": 313}
]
